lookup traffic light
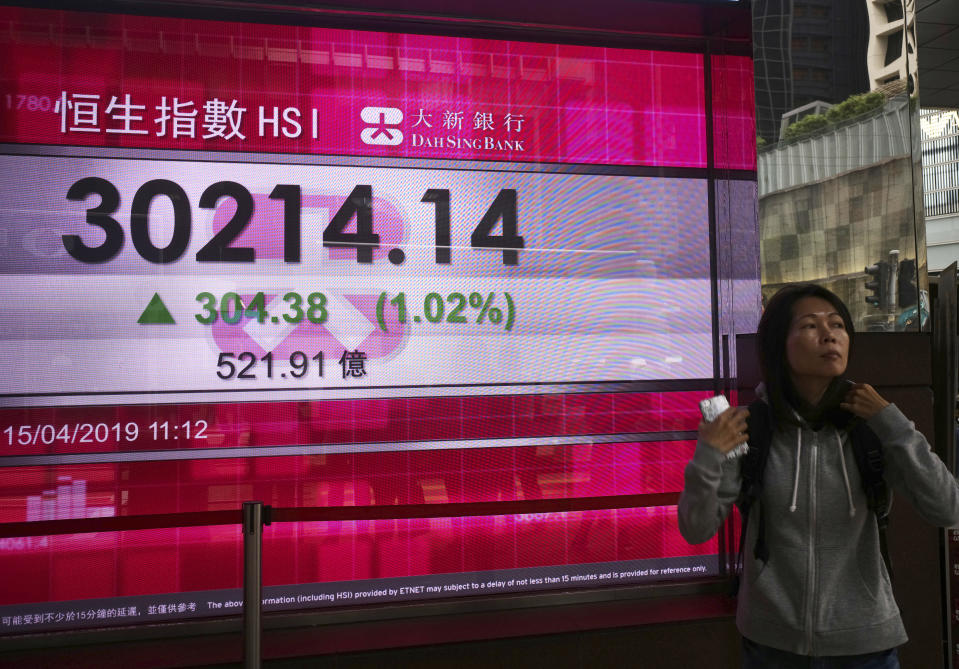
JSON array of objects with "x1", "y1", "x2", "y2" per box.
[{"x1": 864, "y1": 261, "x2": 888, "y2": 309}]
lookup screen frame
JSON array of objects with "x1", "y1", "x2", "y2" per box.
[
  {"x1": 0, "y1": 0, "x2": 753, "y2": 652},
  {"x1": 2, "y1": 0, "x2": 753, "y2": 56}
]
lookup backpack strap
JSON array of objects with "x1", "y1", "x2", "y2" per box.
[
  {"x1": 733, "y1": 400, "x2": 773, "y2": 592},
  {"x1": 848, "y1": 422, "x2": 893, "y2": 579}
]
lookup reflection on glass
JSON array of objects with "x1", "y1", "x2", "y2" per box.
[
  {"x1": 921, "y1": 109, "x2": 959, "y2": 273},
  {"x1": 753, "y1": 0, "x2": 926, "y2": 331}
]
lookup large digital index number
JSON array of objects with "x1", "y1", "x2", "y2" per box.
[
  {"x1": 422, "y1": 188, "x2": 451, "y2": 264},
  {"x1": 471, "y1": 189, "x2": 523, "y2": 266},
  {"x1": 195, "y1": 181, "x2": 255, "y2": 262},
  {"x1": 130, "y1": 179, "x2": 191, "y2": 264},
  {"x1": 323, "y1": 184, "x2": 378, "y2": 263},
  {"x1": 62, "y1": 177, "x2": 124, "y2": 263}
]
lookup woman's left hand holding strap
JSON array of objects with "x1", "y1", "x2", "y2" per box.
[{"x1": 840, "y1": 383, "x2": 890, "y2": 420}]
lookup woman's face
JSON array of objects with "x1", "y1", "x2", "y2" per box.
[{"x1": 786, "y1": 296, "x2": 850, "y2": 384}]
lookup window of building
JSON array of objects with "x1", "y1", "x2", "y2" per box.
[
  {"x1": 885, "y1": 31, "x2": 903, "y2": 66},
  {"x1": 883, "y1": 1, "x2": 904, "y2": 23}
]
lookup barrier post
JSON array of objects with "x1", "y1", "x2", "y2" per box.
[{"x1": 242, "y1": 501, "x2": 265, "y2": 669}]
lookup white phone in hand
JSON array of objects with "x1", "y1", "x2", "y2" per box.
[
  {"x1": 699, "y1": 394, "x2": 730, "y2": 422},
  {"x1": 699, "y1": 395, "x2": 749, "y2": 459}
]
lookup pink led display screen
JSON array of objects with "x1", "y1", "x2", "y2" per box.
[{"x1": 0, "y1": 6, "x2": 756, "y2": 633}]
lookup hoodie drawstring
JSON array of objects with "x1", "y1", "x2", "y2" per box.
[
  {"x1": 789, "y1": 429, "x2": 801, "y2": 513},
  {"x1": 837, "y1": 432, "x2": 856, "y2": 518},
  {"x1": 788, "y1": 428, "x2": 857, "y2": 517}
]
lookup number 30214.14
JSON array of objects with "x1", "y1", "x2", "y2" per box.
[{"x1": 62, "y1": 178, "x2": 525, "y2": 265}]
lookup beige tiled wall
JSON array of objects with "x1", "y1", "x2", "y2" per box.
[{"x1": 759, "y1": 156, "x2": 920, "y2": 329}]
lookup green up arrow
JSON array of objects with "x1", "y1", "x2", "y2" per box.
[{"x1": 138, "y1": 293, "x2": 176, "y2": 325}]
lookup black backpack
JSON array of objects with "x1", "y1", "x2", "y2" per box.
[{"x1": 734, "y1": 399, "x2": 891, "y2": 591}]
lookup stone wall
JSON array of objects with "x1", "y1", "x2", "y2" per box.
[{"x1": 759, "y1": 155, "x2": 921, "y2": 329}]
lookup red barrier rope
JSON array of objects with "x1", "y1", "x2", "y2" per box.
[{"x1": 0, "y1": 492, "x2": 680, "y2": 538}]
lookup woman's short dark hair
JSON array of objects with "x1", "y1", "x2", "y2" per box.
[{"x1": 757, "y1": 283, "x2": 854, "y2": 421}]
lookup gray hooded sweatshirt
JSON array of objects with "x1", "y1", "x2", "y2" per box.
[{"x1": 678, "y1": 398, "x2": 959, "y2": 656}]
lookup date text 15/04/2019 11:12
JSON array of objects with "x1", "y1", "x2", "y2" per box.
[{"x1": 3, "y1": 421, "x2": 209, "y2": 446}]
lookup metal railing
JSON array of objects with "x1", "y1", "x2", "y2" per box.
[{"x1": 758, "y1": 96, "x2": 914, "y2": 197}]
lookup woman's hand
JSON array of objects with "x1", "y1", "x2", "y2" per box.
[
  {"x1": 840, "y1": 383, "x2": 890, "y2": 420},
  {"x1": 699, "y1": 406, "x2": 749, "y2": 454}
]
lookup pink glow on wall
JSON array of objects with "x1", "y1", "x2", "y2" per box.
[
  {"x1": 0, "y1": 7, "x2": 708, "y2": 167},
  {"x1": 0, "y1": 391, "x2": 709, "y2": 459},
  {"x1": 711, "y1": 54, "x2": 756, "y2": 170},
  {"x1": 0, "y1": 3, "x2": 755, "y2": 628},
  {"x1": 0, "y1": 509, "x2": 717, "y2": 605}
]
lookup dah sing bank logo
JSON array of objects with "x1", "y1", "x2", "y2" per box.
[
  {"x1": 359, "y1": 105, "x2": 527, "y2": 152},
  {"x1": 360, "y1": 106, "x2": 404, "y2": 146}
]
